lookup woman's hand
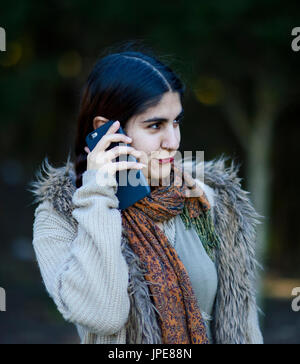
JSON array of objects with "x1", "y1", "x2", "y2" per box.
[
  {"x1": 84, "y1": 120, "x2": 146, "y2": 177},
  {"x1": 173, "y1": 160, "x2": 202, "y2": 198}
]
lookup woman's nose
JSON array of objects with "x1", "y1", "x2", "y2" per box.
[{"x1": 161, "y1": 124, "x2": 180, "y2": 150}]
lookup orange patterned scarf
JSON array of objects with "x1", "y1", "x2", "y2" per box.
[{"x1": 121, "y1": 162, "x2": 211, "y2": 344}]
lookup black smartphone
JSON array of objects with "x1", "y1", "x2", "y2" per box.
[{"x1": 85, "y1": 120, "x2": 151, "y2": 210}]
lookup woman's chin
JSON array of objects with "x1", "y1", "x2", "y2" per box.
[{"x1": 148, "y1": 164, "x2": 172, "y2": 187}]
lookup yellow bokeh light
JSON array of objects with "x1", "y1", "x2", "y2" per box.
[
  {"x1": 0, "y1": 42, "x2": 23, "y2": 67},
  {"x1": 18, "y1": 35, "x2": 35, "y2": 65},
  {"x1": 194, "y1": 77, "x2": 224, "y2": 106},
  {"x1": 57, "y1": 51, "x2": 82, "y2": 78}
]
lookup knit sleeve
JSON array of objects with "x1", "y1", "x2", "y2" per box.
[{"x1": 32, "y1": 169, "x2": 130, "y2": 336}]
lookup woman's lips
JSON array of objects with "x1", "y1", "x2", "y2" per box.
[{"x1": 158, "y1": 157, "x2": 174, "y2": 164}]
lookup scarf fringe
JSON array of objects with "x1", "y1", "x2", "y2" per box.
[{"x1": 180, "y1": 204, "x2": 220, "y2": 262}]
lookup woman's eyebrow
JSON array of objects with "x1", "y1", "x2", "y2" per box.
[{"x1": 141, "y1": 109, "x2": 184, "y2": 123}]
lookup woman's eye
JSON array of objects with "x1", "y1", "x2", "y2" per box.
[
  {"x1": 148, "y1": 123, "x2": 161, "y2": 129},
  {"x1": 148, "y1": 119, "x2": 183, "y2": 130},
  {"x1": 174, "y1": 117, "x2": 184, "y2": 127}
]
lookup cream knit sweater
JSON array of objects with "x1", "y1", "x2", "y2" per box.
[{"x1": 33, "y1": 169, "x2": 131, "y2": 343}]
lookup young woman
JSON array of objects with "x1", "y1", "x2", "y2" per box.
[{"x1": 29, "y1": 45, "x2": 264, "y2": 344}]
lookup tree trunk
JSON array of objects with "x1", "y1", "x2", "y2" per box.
[{"x1": 221, "y1": 78, "x2": 279, "y2": 321}]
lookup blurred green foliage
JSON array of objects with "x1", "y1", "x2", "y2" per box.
[{"x1": 1, "y1": 0, "x2": 299, "y2": 141}]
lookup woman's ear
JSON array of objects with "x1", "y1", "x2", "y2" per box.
[{"x1": 93, "y1": 116, "x2": 109, "y2": 130}]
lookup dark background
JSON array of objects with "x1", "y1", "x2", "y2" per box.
[{"x1": 0, "y1": 0, "x2": 300, "y2": 343}]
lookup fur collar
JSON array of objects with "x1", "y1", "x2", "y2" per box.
[{"x1": 28, "y1": 154, "x2": 262, "y2": 344}]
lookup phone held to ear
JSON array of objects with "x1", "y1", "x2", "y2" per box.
[{"x1": 85, "y1": 120, "x2": 151, "y2": 210}]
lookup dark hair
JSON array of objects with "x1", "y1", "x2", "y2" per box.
[{"x1": 74, "y1": 41, "x2": 186, "y2": 188}]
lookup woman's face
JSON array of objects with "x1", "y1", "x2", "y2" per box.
[{"x1": 124, "y1": 91, "x2": 182, "y2": 186}]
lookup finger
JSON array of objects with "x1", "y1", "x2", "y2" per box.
[
  {"x1": 172, "y1": 164, "x2": 184, "y2": 186},
  {"x1": 182, "y1": 170, "x2": 196, "y2": 188},
  {"x1": 109, "y1": 146, "x2": 142, "y2": 160},
  {"x1": 84, "y1": 146, "x2": 90, "y2": 154},
  {"x1": 106, "y1": 120, "x2": 121, "y2": 135},
  {"x1": 104, "y1": 121, "x2": 132, "y2": 144},
  {"x1": 115, "y1": 161, "x2": 146, "y2": 172},
  {"x1": 98, "y1": 133, "x2": 132, "y2": 152},
  {"x1": 91, "y1": 120, "x2": 123, "y2": 153}
]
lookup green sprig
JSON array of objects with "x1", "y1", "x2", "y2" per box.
[{"x1": 179, "y1": 203, "x2": 220, "y2": 262}]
